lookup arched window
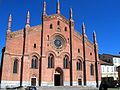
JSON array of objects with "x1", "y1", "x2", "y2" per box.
[
  {"x1": 78, "y1": 48, "x2": 80, "y2": 53},
  {"x1": 34, "y1": 43, "x2": 36, "y2": 48},
  {"x1": 76, "y1": 59, "x2": 82, "y2": 71},
  {"x1": 50, "y1": 24, "x2": 53, "y2": 29},
  {"x1": 13, "y1": 59, "x2": 18, "y2": 73},
  {"x1": 64, "y1": 27, "x2": 67, "y2": 32},
  {"x1": 47, "y1": 35, "x2": 49, "y2": 41},
  {"x1": 63, "y1": 55, "x2": 69, "y2": 69},
  {"x1": 57, "y1": 21, "x2": 60, "y2": 25},
  {"x1": 90, "y1": 64, "x2": 94, "y2": 75},
  {"x1": 31, "y1": 56, "x2": 38, "y2": 69},
  {"x1": 48, "y1": 54, "x2": 54, "y2": 68}
]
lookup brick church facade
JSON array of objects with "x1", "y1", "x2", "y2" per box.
[{"x1": 0, "y1": 1, "x2": 101, "y2": 88}]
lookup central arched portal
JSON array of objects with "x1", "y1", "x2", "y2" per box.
[{"x1": 54, "y1": 67, "x2": 63, "y2": 86}]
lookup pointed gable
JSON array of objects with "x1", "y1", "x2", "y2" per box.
[{"x1": 44, "y1": 14, "x2": 70, "y2": 26}]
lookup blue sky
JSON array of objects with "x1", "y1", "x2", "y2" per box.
[{"x1": 0, "y1": 0, "x2": 120, "y2": 60}]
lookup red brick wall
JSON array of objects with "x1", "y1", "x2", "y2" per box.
[{"x1": 1, "y1": 14, "x2": 101, "y2": 86}]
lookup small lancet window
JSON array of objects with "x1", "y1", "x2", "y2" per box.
[
  {"x1": 34, "y1": 44, "x2": 36, "y2": 48},
  {"x1": 68, "y1": 38, "x2": 69, "y2": 43},
  {"x1": 47, "y1": 35, "x2": 49, "y2": 41},
  {"x1": 90, "y1": 52, "x2": 92, "y2": 56},
  {"x1": 50, "y1": 24, "x2": 53, "y2": 29},
  {"x1": 57, "y1": 21, "x2": 60, "y2": 25},
  {"x1": 90, "y1": 64, "x2": 94, "y2": 75},
  {"x1": 13, "y1": 59, "x2": 18, "y2": 73},
  {"x1": 65, "y1": 27, "x2": 67, "y2": 32},
  {"x1": 78, "y1": 48, "x2": 80, "y2": 53}
]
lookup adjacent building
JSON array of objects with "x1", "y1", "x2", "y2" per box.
[
  {"x1": 0, "y1": 1, "x2": 101, "y2": 88},
  {"x1": 99, "y1": 54, "x2": 120, "y2": 81}
]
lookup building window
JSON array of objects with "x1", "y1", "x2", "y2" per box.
[
  {"x1": 50, "y1": 24, "x2": 53, "y2": 29},
  {"x1": 63, "y1": 55, "x2": 69, "y2": 69},
  {"x1": 114, "y1": 59, "x2": 116, "y2": 63},
  {"x1": 31, "y1": 56, "x2": 38, "y2": 69},
  {"x1": 13, "y1": 59, "x2": 18, "y2": 73},
  {"x1": 107, "y1": 67, "x2": 109, "y2": 72},
  {"x1": 114, "y1": 67, "x2": 117, "y2": 71},
  {"x1": 65, "y1": 27, "x2": 67, "y2": 32},
  {"x1": 48, "y1": 54, "x2": 54, "y2": 68},
  {"x1": 111, "y1": 67, "x2": 113, "y2": 72},
  {"x1": 68, "y1": 38, "x2": 69, "y2": 43},
  {"x1": 119, "y1": 59, "x2": 120, "y2": 63},
  {"x1": 34, "y1": 43, "x2": 36, "y2": 48},
  {"x1": 47, "y1": 35, "x2": 49, "y2": 41},
  {"x1": 78, "y1": 48, "x2": 80, "y2": 53},
  {"x1": 77, "y1": 59, "x2": 82, "y2": 70},
  {"x1": 90, "y1": 52, "x2": 92, "y2": 56},
  {"x1": 57, "y1": 21, "x2": 60, "y2": 25},
  {"x1": 90, "y1": 64, "x2": 94, "y2": 75},
  {"x1": 102, "y1": 67, "x2": 104, "y2": 72}
]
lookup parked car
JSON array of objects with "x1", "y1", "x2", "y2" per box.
[{"x1": 25, "y1": 86, "x2": 37, "y2": 90}]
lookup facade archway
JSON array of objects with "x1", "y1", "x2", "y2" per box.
[{"x1": 54, "y1": 67, "x2": 63, "y2": 86}]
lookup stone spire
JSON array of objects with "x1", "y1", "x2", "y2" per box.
[
  {"x1": 56, "y1": 0, "x2": 60, "y2": 14},
  {"x1": 7, "y1": 14, "x2": 12, "y2": 33},
  {"x1": 82, "y1": 22, "x2": 86, "y2": 34},
  {"x1": 43, "y1": 1, "x2": 46, "y2": 16},
  {"x1": 93, "y1": 31, "x2": 97, "y2": 44},
  {"x1": 82, "y1": 22, "x2": 87, "y2": 38},
  {"x1": 26, "y1": 11, "x2": 30, "y2": 27},
  {"x1": 70, "y1": 8, "x2": 73, "y2": 21},
  {"x1": 26, "y1": 11, "x2": 30, "y2": 24}
]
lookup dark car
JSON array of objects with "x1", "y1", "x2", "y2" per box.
[
  {"x1": 25, "y1": 86, "x2": 37, "y2": 90},
  {"x1": 99, "y1": 80, "x2": 119, "y2": 90}
]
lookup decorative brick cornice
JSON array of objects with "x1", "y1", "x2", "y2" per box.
[
  {"x1": 28, "y1": 25, "x2": 42, "y2": 33},
  {"x1": 74, "y1": 30, "x2": 82, "y2": 40},
  {"x1": 73, "y1": 30, "x2": 94, "y2": 49},
  {"x1": 6, "y1": 29, "x2": 23, "y2": 40},
  {"x1": 85, "y1": 39, "x2": 94, "y2": 49},
  {"x1": 44, "y1": 14, "x2": 72, "y2": 26},
  {"x1": 6, "y1": 25, "x2": 42, "y2": 40},
  {"x1": 4, "y1": 52, "x2": 23, "y2": 56}
]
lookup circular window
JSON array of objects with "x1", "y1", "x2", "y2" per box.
[
  {"x1": 51, "y1": 34, "x2": 66, "y2": 50},
  {"x1": 54, "y1": 38, "x2": 62, "y2": 49}
]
